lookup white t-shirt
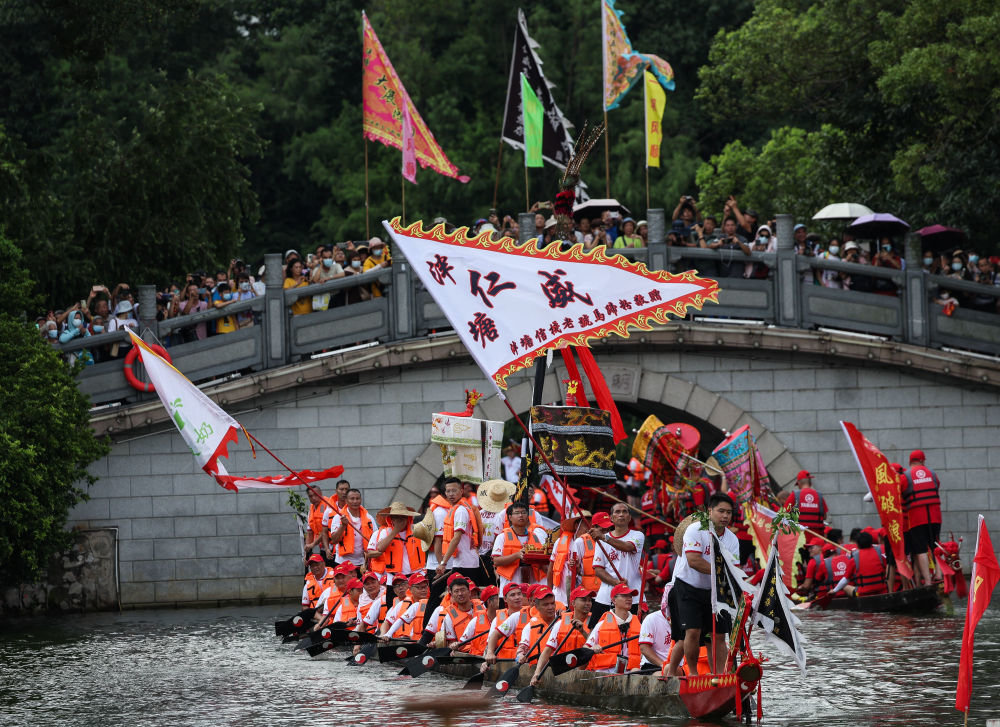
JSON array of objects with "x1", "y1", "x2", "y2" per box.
[
  {"x1": 438, "y1": 605, "x2": 478, "y2": 641},
  {"x1": 439, "y1": 504, "x2": 479, "y2": 569},
  {"x1": 385, "y1": 600, "x2": 426, "y2": 638},
  {"x1": 501, "y1": 455, "x2": 521, "y2": 483},
  {"x1": 496, "y1": 612, "x2": 550, "y2": 654},
  {"x1": 478, "y1": 509, "x2": 503, "y2": 556},
  {"x1": 422, "y1": 605, "x2": 446, "y2": 635},
  {"x1": 425, "y1": 506, "x2": 449, "y2": 570},
  {"x1": 491, "y1": 526, "x2": 550, "y2": 591},
  {"x1": 359, "y1": 587, "x2": 385, "y2": 609},
  {"x1": 591, "y1": 529, "x2": 646, "y2": 605},
  {"x1": 639, "y1": 610, "x2": 672, "y2": 666},
  {"x1": 672, "y1": 521, "x2": 740, "y2": 590}
]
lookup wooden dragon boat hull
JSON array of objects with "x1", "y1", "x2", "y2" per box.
[{"x1": 821, "y1": 584, "x2": 941, "y2": 613}]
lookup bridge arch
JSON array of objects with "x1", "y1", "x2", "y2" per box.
[{"x1": 388, "y1": 366, "x2": 802, "y2": 509}]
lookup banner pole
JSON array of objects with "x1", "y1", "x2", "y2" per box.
[
  {"x1": 645, "y1": 165, "x2": 650, "y2": 213},
  {"x1": 492, "y1": 138, "x2": 504, "y2": 211},
  {"x1": 603, "y1": 109, "x2": 610, "y2": 198},
  {"x1": 364, "y1": 138, "x2": 371, "y2": 239},
  {"x1": 524, "y1": 161, "x2": 530, "y2": 214},
  {"x1": 401, "y1": 175, "x2": 406, "y2": 226}
]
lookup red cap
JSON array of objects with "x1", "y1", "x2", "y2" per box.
[
  {"x1": 876, "y1": 527, "x2": 887, "y2": 538},
  {"x1": 822, "y1": 544, "x2": 838, "y2": 556},
  {"x1": 307, "y1": 554, "x2": 324, "y2": 563},
  {"x1": 503, "y1": 582, "x2": 522, "y2": 596},
  {"x1": 518, "y1": 583, "x2": 532, "y2": 595},
  {"x1": 334, "y1": 562, "x2": 356, "y2": 575},
  {"x1": 591, "y1": 511, "x2": 613, "y2": 529},
  {"x1": 909, "y1": 449, "x2": 925, "y2": 463},
  {"x1": 891, "y1": 462, "x2": 905, "y2": 474},
  {"x1": 796, "y1": 470, "x2": 811, "y2": 482},
  {"x1": 806, "y1": 536, "x2": 825, "y2": 549},
  {"x1": 610, "y1": 583, "x2": 638, "y2": 599},
  {"x1": 345, "y1": 578, "x2": 364, "y2": 591},
  {"x1": 651, "y1": 539, "x2": 669, "y2": 551},
  {"x1": 570, "y1": 586, "x2": 596, "y2": 600},
  {"x1": 533, "y1": 586, "x2": 554, "y2": 600},
  {"x1": 480, "y1": 586, "x2": 500, "y2": 602},
  {"x1": 408, "y1": 573, "x2": 428, "y2": 587},
  {"x1": 447, "y1": 574, "x2": 470, "y2": 589},
  {"x1": 362, "y1": 571, "x2": 380, "y2": 582}
]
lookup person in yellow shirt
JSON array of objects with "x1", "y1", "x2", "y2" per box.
[
  {"x1": 362, "y1": 237, "x2": 392, "y2": 297},
  {"x1": 283, "y1": 258, "x2": 312, "y2": 315}
]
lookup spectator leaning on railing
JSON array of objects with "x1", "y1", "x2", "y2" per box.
[{"x1": 284, "y1": 258, "x2": 311, "y2": 316}]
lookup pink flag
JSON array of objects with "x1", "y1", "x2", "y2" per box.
[{"x1": 402, "y1": 103, "x2": 417, "y2": 184}]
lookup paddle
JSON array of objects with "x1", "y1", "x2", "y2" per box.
[
  {"x1": 303, "y1": 627, "x2": 375, "y2": 658},
  {"x1": 275, "y1": 607, "x2": 317, "y2": 636},
  {"x1": 346, "y1": 641, "x2": 377, "y2": 665},
  {"x1": 516, "y1": 620, "x2": 585, "y2": 703},
  {"x1": 459, "y1": 619, "x2": 520, "y2": 690},
  {"x1": 492, "y1": 617, "x2": 561, "y2": 696},
  {"x1": 548, "y1": 634, "x2": 640, "y2": 676},
  {"x1": 377, "y1": 640, "x2": 424, "y2": 663},
  {"x1": 400, "y1": 627, "x2": 493, "y2": 678},
  {"x1": 294, "y1": 621, "x2": 348, "y2": 651}
]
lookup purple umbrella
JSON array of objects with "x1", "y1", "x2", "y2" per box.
[
  {"x1": 847, "y1": 213, "x2": 910, "y2": 239},
  {"x1": 917, "y1": 224, "x2": 966, "y2": 252}
]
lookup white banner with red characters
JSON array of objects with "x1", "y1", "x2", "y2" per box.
[
  {"x1": 840, "y1": 421, "x2": 912, "y2": 579},
  {"x1": 383, "y1": 218, "x2": 719, "y2": 391}
]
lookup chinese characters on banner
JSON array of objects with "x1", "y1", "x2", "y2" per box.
[
  {"x1": 840, "y1": 421, "x2": 912, "y2": 579},
  {"x1": 383, "y1": 218, "x2": 719, "y2": 391}
]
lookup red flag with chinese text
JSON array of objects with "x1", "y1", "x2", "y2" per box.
[
  {"x1": 746, "y1": 503, "x2": 804, "y2": 590},
  {"x1": 840, "y1": 421, "x2": 912, "y2": 579},
  {"x1": 956, "y1": 515, "x2": 1000, "y2": 713}
]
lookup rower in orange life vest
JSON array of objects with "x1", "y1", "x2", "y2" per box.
[
  {"x1": 357, "y1": 571, "x2": 387, "y2": 626},
  {"x1": 327, "y1": 577, "x2": 364, "y2": 625},
  {"x1": 301, "y1": 554, "x2": 335, "y2": 610},
  {"x1": 485, "y1": 585, "x2": 559, "y2": 667},
  {"x1": 529, "y1": 586, "x2": 594, "y2": 685},
  {"x1": 584, "y1": 583, "x2": 642, "y2": 673},
  {"x1": 902, "y1": 449, "x2": 943, "y2": 587},
  {"x1": 366, "y1": 501, "x2": 425, "y2": 606},
  {"x1": 492, "y1": 502, "x2": 549, "y2": 592},
  {"x1": 785, "y1": 470, "x2": 828, "y2": 534},
  {"x1": 796, "y1": 536, "x2": 832, "y2": 599},
  {"x1": 380, "y1": 573, "x2": 431, "y2": 641},
  {"x1": 422, "y1": 575, "x2": 484, "y2": 647},
  {"x1": 483, "y1": 583, "x2": 529, "y2": 662},
  {"x1": 368, "y1": 577, "x2": 411, "y2": 635},
  {"x1": 843, "y1": 530, "x2": 887, "y2": 597},
  {"x1": 328, "y1": 488, "x2": 377, "y2": 573},
  {"x1": 454, "y1": 585, "x2": 500, "y2": 655},
  {"x1": 310, "y1": 561, "x2": 355, "y2": 626}
]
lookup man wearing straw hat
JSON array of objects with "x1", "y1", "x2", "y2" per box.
[
  {"x1": 477, "y1": 479, "x2": 516, "y2": 585},
  {"x1": 367, "y1": 501, "x2": 425, "y2": 607}
]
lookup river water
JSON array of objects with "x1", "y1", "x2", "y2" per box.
[{"x1": 2, "y1": 601, "x2": 998, "y2": 727}]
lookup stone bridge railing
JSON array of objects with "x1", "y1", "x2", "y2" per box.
[{"x1": 64, "y1": 212, "x2": 1000, "y2": 410}]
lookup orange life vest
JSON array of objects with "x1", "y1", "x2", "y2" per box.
[
  {"x1": 495, "y1": 608, "x2": 530, "y2": 659},
  {"x1": 336, "y1": 506, "x2": 375, "y2": 559},
  {"x1": 551, "y1": 612, "x2": 588, "y2": 653},
  {"x1": 360, "y1": 596, "x2": 387, "y2": 632},
  {"x1": 439, "y1": 602, "x2": 484, "y2": 642},
  {"x1": 579, "y1": 535, "x2": 599, "y2": 592},
  {"x1": 461, "y1": 610, "x2": 494, "y2": 655},
  {"x1": 337, "y1": 596, "x2": 360, "y2": 623},
  {"x1": 587, "y1": 611, "x2": 641, "y2": 672},
  {"x1": 531, "y1": 487, "x2": 549, "y2": 514},
  {"x1": 522, "y1": 615, "x2": 557, "y2": 660},
  {"x1": 401, "y1": 600, "x2": 427, "y2": 639},
  {"x1": 551, "y1": 531, "x2": 575, "y2": 588},
  {"x1": 368, "y1": 526, "x2": 427, "y2": 574},
  {"x1": 303, "y1": 568, "x2": 335, "y2": 608},
  {"x1": 428, "y1": 495, "x2": 451, "y2": 512},
  {"x1": 494, "y1": 527, "x2": 546, "y2": 581},
  {"x1": 442, "y1": 499, "x2": 481, "y2": 551},
  {"x1": 307, "y1": 503, "x2": 325, "y2": 541}
]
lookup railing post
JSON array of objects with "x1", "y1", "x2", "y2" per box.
[
  {"x1": 518, "y1": 212, "x2": 535, "y2": 245},
  {"x1": 137, "y1": 284, "x2": 157, "y2": 340},
  {"x1": 775, "y1": 213, "x2": 800, "y2": 327},
  {"x1": 392, "y1": 246, "x2": 415, "y2": 342},
  {"x1": 647, "y1": 208, "x2": 666, "y2": 271},
  {"x1": 904, "y1": 232, "x2": 929, "y2": 346},
  {"x1": 263, "y1": 252, "x2": 287, "y2": 367}
]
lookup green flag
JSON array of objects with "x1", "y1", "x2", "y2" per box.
[{"x1": 520, "y1": 73, "x2": 543, "y2": 168}]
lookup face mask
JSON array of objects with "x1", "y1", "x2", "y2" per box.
[
  {"x1": 882, "y1": 244, "x2": 892, "y2": 252},
  {"x1": 323, "y1": 258, "x2": 333, "y2": 268},
  {"x1": 48, "y1": 329, "x2": 58, "y2": 338},
  {"x1": 829, "y1": 245, "x2": 840, "y2": 255},
  {"x1": 351, "y1": 260, "x2": 361, "y2": 269},
  {"x1": 240, "y1": 282, "x2": 250, "y2": 292},
  {"x1": 93, "y1": 325, "x2": 104, "y2": 333},
  {"x1": 969, "y1": 255, "x2": 979, "y2": 264},
  {"x1": 222, "y1": 293, "x2": 233, "y2": 301},
  {"x1": 952, "y1": 262, "x2": 963, "y2": 271},
  {"x1": 372, "y1": 248, "x2": 383, "y2": 257},
  {"x1": 923, "y1": 257, "x2": 933, "y2": 266}
]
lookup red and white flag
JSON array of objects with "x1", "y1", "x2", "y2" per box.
[
  {"x1": 383, "y1": 218, "x2": 718, "y2": 392},
  {"x1": 840, "y1": 421, "x2": 912, "y2": 579},
  {"x1": 126, "y1": 331, "x2": 344, "y2": 492},
  {"x1": 956, "y1": 515, "x2": 1000, "y2": 713}
]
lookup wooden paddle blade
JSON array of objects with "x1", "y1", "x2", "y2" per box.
[
  {"x1": 377, "y1": 642, "x2": 425, "y2": 663},
  {"x1": 305, "y1": 639, "x2": 339, "y2": 658},
  {"x1": 462, "y1": 672, "x2": 486, "y2": 690},
  {"x1": 549, "y1": 648, "x2": 593, "y2": 676},
  {"x1": 492, "y1": 664, "x2": 521, "y2": 694},
  {"x1": 281, "y1": 633, "x2": 301, "y2": 644},
  {"x1": 404, "y1": 653, "x2": 437, "y2": 678},
  {"x1": 515, "y1": 685, "x2": 535, "y2": 703}
]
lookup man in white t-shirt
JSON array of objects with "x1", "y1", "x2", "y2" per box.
[
  {"x1": 638, "y1": 600, "x2": 673, "y2": 671},
  {"x1": 476, "y1": 479, "x2": 515, "y2": 585},
  {"x1": 665, "y1": 492, "x2": 740, "y2": 678},
  {"x1": 500, "y1": 441, "x2": 521, "y2": 483},
  {"x1": 590, "y1": 504, "x2": 645, "y2": 626}
]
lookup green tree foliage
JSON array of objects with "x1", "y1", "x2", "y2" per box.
[
  {"x1": 0, "y1": 237, "x2": 110, "y2": 584},
  {"x1": 695, "y1": 0, "x2": 1000, "y2": 241}
]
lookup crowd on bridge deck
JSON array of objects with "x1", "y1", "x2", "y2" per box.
[
  {"x1": 39, "y1": 192, "x2": 999, "y2": 367},
  {"x1": 295, "y1": 444, "x2": 946, "y2": 677}
]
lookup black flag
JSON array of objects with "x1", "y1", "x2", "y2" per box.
[
  {"x1": 751, "y1": 536, "x2": 807, "y2": 674},
  {"x1": 501, "y1": 9, "x2": 576, "y2": 170}
]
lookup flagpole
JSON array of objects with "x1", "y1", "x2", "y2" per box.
[
  {"x1": 524, "y1": 160, "x2": 530, "y2": 213},
  {"x1": 364, "y1": 138, "x2": 371, "y2": 240},
  {"x1": 401, "y1": 175, "x2": 406, "y2": 226},
  {"x1": 492, "y1": 138, "x2": 504, "y2": 211},
  {"x1": 645, "y1": 165, "x2": 650, "y2": 212},
  {"x1": 603, "y1": 110, "x2": 610, "y2": 197}
]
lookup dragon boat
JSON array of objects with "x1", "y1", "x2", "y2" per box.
[{"x1": 819, "y1": 584, "x2": 941, "y2": 614}]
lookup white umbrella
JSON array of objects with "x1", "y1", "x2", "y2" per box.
[{"x1": 812, "y1": 202, "x2": 874, "y2": 221}]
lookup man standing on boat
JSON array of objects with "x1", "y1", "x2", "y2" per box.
[
  {"x1": 784, "y1": 470, "x2": 828, "y2": 535},
  {"x1": 366, "y1": 502, "x2": 425, "y2": 606},
  {"x1": 427, "y1": 479, "x2": 484, "y2": 616},
  {"x1": 328, "y1": 488, "x2": 377, "y2": 573},
  {"x1": 664, "y1": 493, "x2": 740, "y2": 677},
  {"x1": 492, "y1": 502, "x2": 550, "y2": 593},
  {"x1": 590, "y1": 504, "x2": 645, "y2": 626},
  {"x1": 902, "y1": 449, "x2": 942, "y2": 587}
]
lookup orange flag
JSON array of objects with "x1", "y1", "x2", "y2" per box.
[
  {"x1": 956, "y1": 515, "x2": 1000, "y2": 713},
  {"x1": 840, "y1": 421, "x2": 912, "y2": 579}
]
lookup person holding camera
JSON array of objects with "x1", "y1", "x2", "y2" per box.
[
  {"x1": 672, "y1": 195, "x2": 699, "y2": 236},
  {"x1": 703, "y1": 217, "x2": 751, "y2": 278}
]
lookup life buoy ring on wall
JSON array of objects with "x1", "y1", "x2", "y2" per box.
[{"x1": 123, "y1": 343, "x2": 171, "y2": 392}]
